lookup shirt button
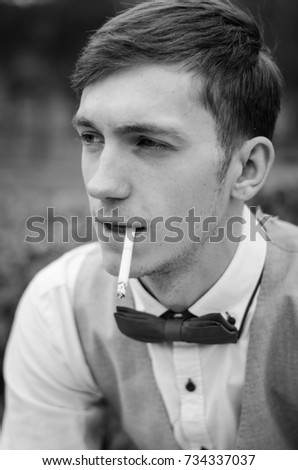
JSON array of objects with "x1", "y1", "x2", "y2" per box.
[{"x1": 185, "y1": 379, "x2": 196, "y2": 392}]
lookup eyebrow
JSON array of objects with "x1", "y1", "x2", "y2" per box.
[
  {"x1": 72, "y1": 116, "x2": 94, "y2": 129},
  {"x1": 72, "y1": 115, "x2": 187, "y2": 143}
]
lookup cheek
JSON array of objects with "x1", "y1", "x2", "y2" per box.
[
  {"x1": 81, "y1": 152, "x2": 88, "y2": 182},
  {"x1": 158, "y1": 169, "x2": 218, "y2": 216},
  {"x1": 81, "y1": 152, "x2": 96, "y2": 185}
]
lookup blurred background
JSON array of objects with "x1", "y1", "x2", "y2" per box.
[{"x1": 0, "y1": 0, "x2": 297, "y2": 422}]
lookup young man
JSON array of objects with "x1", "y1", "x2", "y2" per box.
[{"x1": 2, "y1": 0, "x2": 298, "y2": 450}]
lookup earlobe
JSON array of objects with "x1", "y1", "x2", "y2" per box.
[{"x1": 231, "y1": 137, "x2": 275, "y2": 201}]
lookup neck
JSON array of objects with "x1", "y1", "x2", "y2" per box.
[{"x1": 140, "y1": 204, "x2": 244, "y2": 312}]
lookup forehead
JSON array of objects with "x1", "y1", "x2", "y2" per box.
[{"x1": 77, "y1": 65, "x2": 216, "y2": 136}]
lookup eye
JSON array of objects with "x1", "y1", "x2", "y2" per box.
[
  {"x1": 80, "y1": 132, "x2": 104, "y2": 146},
  {"x1": 137, "y1": 137, "x2": 169, "y2": 151}
]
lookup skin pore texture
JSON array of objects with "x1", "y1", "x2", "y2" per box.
[{"x1": 74, "y1": 65, "x2": 274, "y2": 311}]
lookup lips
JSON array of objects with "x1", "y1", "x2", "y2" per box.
[
  {"x1": 104, "y1": 223, "x2": 127, "y2": 235},
  {"x1": 95, "y1": 219, "x2": 147, "y2": 234},
  {"x1": 94, "y1": 212, "x2": 148, "y2": 235}
]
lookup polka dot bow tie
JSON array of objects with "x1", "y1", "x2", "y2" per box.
[
  {"x1": 114, "y1": 307, "x2": 239, "y2": 344},
  {"x1": 114, "y1": 271, "x2": 263, "y2": 344}
]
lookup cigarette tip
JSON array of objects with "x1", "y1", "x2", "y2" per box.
[{"x1": 117, "y1": 282, "x2": 127, "y2": 299}]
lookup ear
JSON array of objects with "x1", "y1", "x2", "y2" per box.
[{"x1": 231, "y1": 137, "x2": 275, "y2": 201}]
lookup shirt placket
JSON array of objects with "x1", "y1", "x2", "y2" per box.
[{"x1": 173, "y1": 343, "x2": 213, "y2": 450}]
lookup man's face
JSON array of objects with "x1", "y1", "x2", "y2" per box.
[{"x1": 75, "y1": 65, "x2": 234, "y2": 278}]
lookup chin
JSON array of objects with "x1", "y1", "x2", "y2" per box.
[
  {"x1": 99, "y1": 238, "x2": 176, "y2": 279},
  {"x1": 102, "y1": 263, "x2": 119, "y2": 277},
  {"x1": 100, "y1": 247, "x2": 121, "y2": 277}
]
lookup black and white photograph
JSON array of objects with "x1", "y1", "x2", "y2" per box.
[{"x1": 0, "y1": 0, "x2": 298, "y2": 460}]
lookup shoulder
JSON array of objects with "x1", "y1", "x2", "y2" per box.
[
  {"x1": 28, "y1": 242, "x2": 103, "y2": 303},
  {"x1": 21, "y1": 241, "x2": 119, "y2": 337},
  {"x1": 3, "y1": 243, "x2": 103, "y2": 402},
  {"x1": 23, "y1": 242, "x2": 118, "y2": 341},
  {"x1": 258, "y1": 210, "x2": 298, "y2": 253},
  {"x1": 13, "y1": 242, "x2": 106, "y2": 342},
  {"x1": 258, "y1": 211, "x2": 298, "y2": 301}
]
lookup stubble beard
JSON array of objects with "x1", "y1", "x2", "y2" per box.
[{"x1": 130, "y1": 209, "x2": 221, "y2": 281}]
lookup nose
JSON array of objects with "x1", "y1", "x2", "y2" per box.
[{"x1": 83, "y1": 144, "x2": 132, "y2": 201}]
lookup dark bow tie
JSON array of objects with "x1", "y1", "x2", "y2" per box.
[
  {"x1": 114, "y1": 270, "x2": 263, "y2": 344},
  {"x1": 114, "y1": 307, "x2": 238, "y2": 344}
]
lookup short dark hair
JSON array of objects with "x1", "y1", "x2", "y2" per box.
[{"x1": 72, "y1": 0, "x2": 284, "y2": 158}]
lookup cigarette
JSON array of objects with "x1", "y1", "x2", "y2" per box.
[{"x1": 117, "y1": 226, "x2": 136, "y2": 299}]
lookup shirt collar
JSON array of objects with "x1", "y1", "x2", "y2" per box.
[{"x1": 129, "y1": 205, "x2": 267, "y2": 329}]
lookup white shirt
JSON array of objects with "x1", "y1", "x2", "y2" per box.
[
  {"x1": 129, "y1": 205, "x2": 267, "y2": 449},
  {"x1": 1, "y1": 205, "x2": 266, "y2": 450}
]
